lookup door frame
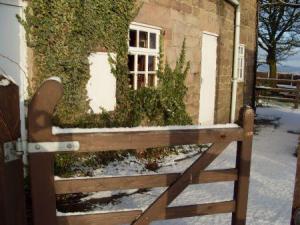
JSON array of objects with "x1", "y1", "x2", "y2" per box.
[{"x1": 199, "y1": 31, "x2": 219, "y2": 125}]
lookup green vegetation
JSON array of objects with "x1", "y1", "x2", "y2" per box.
[
  {"x1": 19, "y1": 0, "x2": 138, "y2": 126},
  {"x1": 20, "y1": 0, "x2": 192, "y2": 176}
]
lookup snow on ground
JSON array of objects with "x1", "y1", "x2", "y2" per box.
[{"x1": 57, "y1": 106, "x2": 299, "y2": 225}]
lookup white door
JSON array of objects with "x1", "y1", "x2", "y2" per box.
[{"x1": 199, "y1": 32, "x2": 218, "y2": 125}]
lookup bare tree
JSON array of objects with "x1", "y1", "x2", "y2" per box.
[
  {"x1": 259, "y1": 0, "x2": 300, "y2": 78},
  {"x1": 262, "y1": 0, "x2": 300, "y2": 7}
]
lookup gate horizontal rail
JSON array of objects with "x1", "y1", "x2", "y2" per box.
[
  {"x1": 256, "y1": 77, "x2": 300, "y2": 108},
  {"x1": 54, "y1": 169, "x2": 238, "y2": 194},
  {"x1": 36, "y1": 127, "x2": 243, "y2": 152},
  {"x1": 28, "y1": 79, "x2": 254, "y2": 225},
  {"x1": 57, "y1": 201, "x2": 236, "y2": 225}
]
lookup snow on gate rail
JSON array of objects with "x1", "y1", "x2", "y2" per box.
[{"x1": 27, "y1": 78, "x2": 254, "y2": 225}]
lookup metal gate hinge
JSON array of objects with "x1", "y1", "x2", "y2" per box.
[
  {"x1": 27, "y1": 141, "x2": 80, "y2": 153},
  {"x1": 3, "y1": 139, "x2": 24, "y2": 163}
]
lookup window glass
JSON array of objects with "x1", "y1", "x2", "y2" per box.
[
  {"x1": 148, "y1": 56, "x2": 155, "y2": 72},
  {"x1": 139, "y1": 31, "x2": 148, "y2": 48},
  {"x1": 138, "y1": 74, "x2": 146, "y2": 88},
  {"x1": 128, "y1": 55, "x2": 135, "y2": 72},
  {"x1": 148, "y1": 74, "x2": 155, "y2": 87},
  {"x1": 128, "y1": 74, "x2": 134, "y2": 88},
  {"x1": 128, "y1": 24, "x2": 160, "y2": 90},
  {"x1": 238, "y1": 44, "x2": 245, "y2": 81},
  {"x1": 129, "y1": 30, "x2": 137, "y2": 47},
  {"x1": 138, "y1": 55, "x2": 146, "y2": 71},
  {"x1": 150, "y1": 33, "x2": 157, "y2": 49}
]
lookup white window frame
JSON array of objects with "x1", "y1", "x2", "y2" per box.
[
  {"x1": 128, "y1": 22, "x2": 161, "y2": 90},
  {"x1": 237, "y1": 44, "x2": 245, "y2": 82}
]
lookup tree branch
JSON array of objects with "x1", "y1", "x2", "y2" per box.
[{"x1": 262, "y1": 0, "x2": 300, "y2": 8}]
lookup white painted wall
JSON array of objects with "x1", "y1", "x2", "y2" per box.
[
  {"x1": 199, "y1": 33, "x2": 218, "y2": 125},
  {"x1": 0, "y1": 3, "x2": 26, "y2": 86},
  {"x1": 0, "y1": 2, "x2": 27, "y2": 149},
  {"x1": 87, "y1": 52, "x2": 116, "y2": 113}
]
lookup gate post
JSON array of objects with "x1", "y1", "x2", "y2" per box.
[
  {"x1": 0, "y1": 76, "x2": 27, "y2": 225},
  {"x1": 232, "y1": 106, "x2": 254, "y2": 225},
  {"x1": 291, "y1": 141, "x2": 300, "y2": 225},
  {"x1": 28, "y1": 79, "x2": 63, "y2": 225}
]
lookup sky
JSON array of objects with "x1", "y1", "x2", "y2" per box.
[
  {"x1": 281, "y1": 49, "x2": 300, "y2": 67},
  {"x1": 258, "y1": 47, "x2": 300, "y2": 73}
]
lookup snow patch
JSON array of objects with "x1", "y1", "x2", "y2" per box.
[
  {"x1": 277, "y1": 84, "x2": 296, "y2": 89},
  {"x1": 0, "y1": 74, "x2": 17, "y2": 85},
  {"x1": 57, "y1": 208, "x2": 140, "y2": 217},
  {"x1": 47, "y1": 76, "x2": 62, "y2": 83},
  {"x1": 52, "y1": 124, "x2": 239, "y2": 135},
  {"x1": 55, "y1": 106, "x2": 299, "y2": 224},
  {"x1": 0, "y1": 78, "x2": 10, "y2": 86}
]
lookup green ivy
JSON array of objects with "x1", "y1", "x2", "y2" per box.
[
  {"x1": 19, "y1": 0, "x2": 138, "y2": 126},
  {"x1": 19, "y1": 0, "x2": 191, "y2": 128}
]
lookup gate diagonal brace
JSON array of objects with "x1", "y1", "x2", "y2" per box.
[{"x1": 132, "y1": 141, "x2": 231, "y2": 225}]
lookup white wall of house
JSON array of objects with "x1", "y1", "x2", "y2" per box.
[
  {"x1": 0, "y1": 0, "x2": 27, "y2": 146},
  {"x1": 87, "y1": 52, "x2": 116, "y2": 113},
  {"x1": 0, "y1": 1, "x2": 27, "y2": 88}
]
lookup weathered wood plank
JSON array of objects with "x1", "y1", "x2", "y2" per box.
[
  {"x1": 291, "y1": 142, "x2": 300, "y2": 225},
  {"x1": 232, "y1": 107, "x2": 254, "y2": 225},
  {"x1": 257, "y1": 95, "x2": 297, "y2": 102},
  {"x1": 257, "y1": 77, "x2": 300, "y2": 84},
  {"x1": 27, "y1": 79, "x2": 243, "y2": 152},
  {"x1": 256, "y1": 86, "x2": 297, "y2": 92},
  {"x1": 57, "y1": 201, "x2": 236, "y2": 225},
  {"x1": 132, "y1": 142, "x2": 231, "y2": 225},
  {"x1": 57, "y1": 210, "x2": 142, "y2": 225},
  {"x1": 29, "y1": 153, "x2": 57, "y2": 225},
  {"x1": 31, "y1": 128, "x2": 243, "y2": 153},
  {"x1": 163, "y1": 200, "x2": 236, "y2": 220},
  {"x1": 55, "y1": 169, "x2": 238, "y2": 194},
  {"x1": 295, "y1": 83, "x2": 300, "y2": 109},
  {"x1": 0, "y1": 76, "x2": 27, "y2": 225}
]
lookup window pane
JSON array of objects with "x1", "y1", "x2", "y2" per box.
[
  {"x1": 128, "y1": 74, "x2": 134, "y2": 89},
  {"x1": 148, "y1": 56, "x2": 156, "y2": 72},
  {"x1": 130, "y1": 30, "x2": 137, "y2": 47},
  {"x1": 128, "y1": 55, "x2": 135, "y2": 72},
  {"x1": 150, "y1": 33, "x2": 157, "y2": 49},
  {"x1": 138, "y1": 55, "x2": 146, "y2": 71},
  {"x1": 139, "y1": 31, "x2": 148, "y2": 48},
  {"x1": 137, "y1": 74, "x2": 145, "y2": 89},
  {"x1": 148, "y1": 74, "x2": 155, "y2": 87}
]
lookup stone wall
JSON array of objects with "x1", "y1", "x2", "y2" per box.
[
  {"x1": 135, "y1": 0, "x2": 258, "y2": 123},
  {"x1": 237, "y1": 0, "x2": 258, "y2": 119}
]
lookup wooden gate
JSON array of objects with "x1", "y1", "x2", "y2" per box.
[
  {"x1": 28, "y1": 79, "x2": 254, "y2": 225},
  {"x1": 292, "y1": 139, "x2": 300, "y2": 225},
  {"x1": 0, "y1": 75, "x2": 27, "y2": 225}
]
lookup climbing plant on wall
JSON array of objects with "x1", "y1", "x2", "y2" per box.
[
  {"x1": 19, "y1": 0, "x2": 138, "y2": 126},
  {"x1": 19, "y1": 0, "x2": 192, "y2": 128}
]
